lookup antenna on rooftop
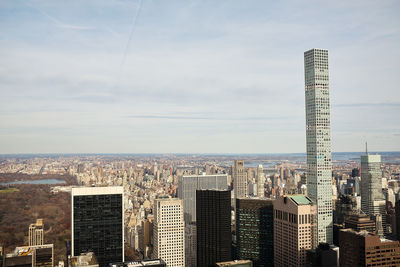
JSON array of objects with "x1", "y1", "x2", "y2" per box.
[{"x1": 365, "y1": 142, "x2": 368, "y2": 155}]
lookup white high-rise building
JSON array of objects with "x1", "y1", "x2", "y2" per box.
[
  {"x1": 304, "y1": 48, "x2": 333, "y2": 244},
  {"x1": 153, "y1": 198, "x2": 185, "y2": 267},
  {"x1": 360, "y1": 150, "x2": 386, "y2": 234},
  {"x1": 29, "y1": 219, "x2": 44, "y2": 246},
  {"x1": 233, "y1": 160, "x2": 247, "y2": 198}
]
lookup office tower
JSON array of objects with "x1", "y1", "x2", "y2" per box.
[
  {"x1": 344, "y1": 213, "x2": 375, "y2": 233},
  {"x1": 177, "y1": 174, "x2": 228, "y2": 223},
  {"x1": 333, "y1": 195, "x2": 357, "y2": 224},
  {"x1": 360, "y1": 151, "x2": 386, "y2": 234},
  {"x1": 306, "y1": 243, "x2": 339, "y2": 267},
  {"x1": 152, "y1": 198, "x2": 184, "y2": 267},
  {"x1": 216, "y1": 260, "x2": 253, "y2": 267},
  {"x1": 339, "y1": 229, "x2": 400, "y2": 266},
  {"x1": 257, "y1": 165, "x2": 264, "y2": 197},
  {"x1": 72, "y1": 187, "x2": 124, "y2": 267},
  {"x1": 29, "y1": 219, "x2": 44, "y2": 246},
  {"x1": 109, "y1": 259, "x2": 167, "y2": 267},
  {"x1": 185, "y1": 223, "x2": 196, "y2": 267},
  {"x1": 274, "y1": 195, "x2": 317, "y2": 267},
  {"x1": 304, "y1": 48, "x2": 333, "y2": 244},
  {"x1": 233, "y1": 160, "x2": 247, "y2": 198},
  {"x1": 140, "y1": 217, "x2": 154, "y2": 258},
  {"x1": 197, "y1": 189, "x2": 231, "y2": 267},
  {"x1": 351, "y1": 168, "x2": 360, "y2": 177},
  {"x1": 396, "y1": 200, "x2": 400, "y2": 241},
  {"x1": 236, "y1": 198, "x2": 273, "y2": 266}
]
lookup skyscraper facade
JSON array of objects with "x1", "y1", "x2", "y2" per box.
[
  {"x1": 360, "y1": 153, "x2": 386, "y2": 234},
  {"x1": 153, "y1": 198, "x2": 185, "y2": 267},
  {"x1": 177, "y1": 174, "x2": 228, "y2": 223},
  {"x1": 233, "y1": 160, "x2": 247, "y2": 198},
  {"x1": 274, "y1": 195, "x2": 317, "y2": 267},
  {"x1": 197, "y1": 189, "x2": 232, "y2": 267},
  {"x1": 236, "y1": 198, "x2": 273, "y2": 266},
  {"x1": 29, "y1": 219, "x2": 44, "y2": 246},
  {"x1": 257, "y1": 165, "x2": 264, "y2": 197},
  {"x1": 304, "y1": 48, "x2": 333, "y2": 244},
  {"x1": 71, "y1": 186, "x2": 124, "y2": 267},
  {"x1": 339, "y1": 229, "x2": 400, "y2": 266}
]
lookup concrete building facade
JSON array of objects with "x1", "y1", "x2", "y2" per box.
[
  {"x1": 233, "y1": 160, "x2": 247, "y2": 198},
  {"x1": 152, "y1": 198, "x2": 185, "y2": 267},
  {"x1": 274, "y1": 195, "x2": 317, "y2": 267},
  {"x1": 339, "y1": 229, "x2": 400, "y2": 266},
  {"x1": 29, "y1": 219, "x2": 44, "y2": 247}
]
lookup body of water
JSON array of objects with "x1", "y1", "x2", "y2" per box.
[{"x1": 0, "y1": 179, "x2": 66, "y2": 185}]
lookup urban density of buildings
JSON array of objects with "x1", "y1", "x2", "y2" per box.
[{"x1": 2, "y1": 49, "x2": 400, "y2": 267}]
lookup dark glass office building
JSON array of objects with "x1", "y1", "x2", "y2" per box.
[
  {"x1": 197, "y1": 189, "x2": 231, "y2": 267},
  {"x1": 236, "y1": 198, "x2": 273, "y2": 266},
  {"x1": 72, "y1": 187, "x2": 124, "y2": 267}
]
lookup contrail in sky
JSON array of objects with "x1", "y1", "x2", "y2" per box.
[{"x1": 120, "y1": 0, "x2": 144, "y2": 70}]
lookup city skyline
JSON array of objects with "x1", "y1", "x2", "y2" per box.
[{"x1": 1, "y1": 1, "x2": 399, "y2": 154}]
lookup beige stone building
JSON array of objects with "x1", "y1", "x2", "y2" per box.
[
  {"x1": 274, "y1": 195, "x2": 317, "y2": 267},
  {"x1": 29, "y1": 219, "x2": 44, "y2": 246},
  {"x1": 153, "y1": 198, "x2": 185, "y2": 267},
  {"x1": 233, "y1": 160, "x2": 247, "y2": 198}
]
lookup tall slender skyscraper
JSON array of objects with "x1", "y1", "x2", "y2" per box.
[
  {"x1": 304, "y1": 48, "x2": 333, "y2": 244},
  {"x1": 233, "y1": 160, "x2": 247, "y2": 198},
  {"x1": 360, "y1": 148, "x2": 386, "y2": 235},
  {"x1": 72, "y1": 186, "x2": 124, "y2": 267}
]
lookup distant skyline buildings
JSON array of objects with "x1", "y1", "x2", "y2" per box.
[{"x1": 304, "y1": 48, "x2": 333, "y2": 244}]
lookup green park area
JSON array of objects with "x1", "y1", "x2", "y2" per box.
[{"x1": 0, "y1": 187, "x2": 19, "y2": 193}]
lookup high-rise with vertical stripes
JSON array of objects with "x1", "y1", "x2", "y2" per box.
[{"x1": 304, "y1": 48, "x2": 333, "y2": 244}]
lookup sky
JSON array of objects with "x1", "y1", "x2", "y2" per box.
[{"x1": 0, "y1": 0, "x2": 399, "y2": 154}]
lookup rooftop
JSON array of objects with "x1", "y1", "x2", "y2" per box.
[{"x1": 288, "y1": 195, "x2": 312, "y2": 205}]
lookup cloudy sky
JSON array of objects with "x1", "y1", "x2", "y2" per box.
[{"x1": 1, "y1": 0, "x2": 399, "y2": 153}]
